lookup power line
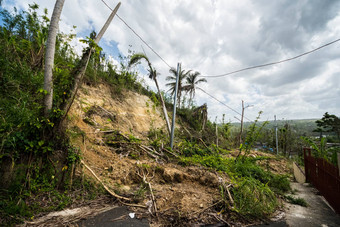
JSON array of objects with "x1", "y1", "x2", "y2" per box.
[
  {"x1": 200, "y1": 38, "x2": 340, "y2": 78},
  {"x1": 198, "y1": 88, "x2": 253, "y2": 122},
  {"x1": 100, "y1": 0, "x2": 172, "y2": 69}
]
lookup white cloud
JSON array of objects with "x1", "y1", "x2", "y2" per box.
[{"x1": 4, "y1": 0, "x2": 340, "y2": 122}]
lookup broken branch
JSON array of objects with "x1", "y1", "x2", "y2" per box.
[{"x1": 81, "y1": 160, "x2": 131, "y2": 201}]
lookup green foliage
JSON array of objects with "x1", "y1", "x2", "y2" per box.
[
  {"x1": 232, "y1": 177, "x2": 278, "y2": 217},
  {"x1": 315, "y1": 112, "x2": 340, "y2": 140},
  {"x1": 0, "y1": 5, "x2": 97, "y2": 223},
  {"x1": 301, "y1": 136, "x2": 340, "y2": 166},
  {"x1": 178, "y1": 140, "x2": 212, "y2": 157},
  {"x1": 179, "y1": 154, "x2": 229, "y2": 172},
  {"x1": 148, "y1": 128, "x2": 168, "y2": 149},
  {"x1": 178, "y1": 143, "x2": 289, "y2": 219},
  {"x1": 238, "y1": 112, "x2": 268, "y2": 160},
  {"x1": 284, "y1": 195, "x2": 308, "y2": 207}
]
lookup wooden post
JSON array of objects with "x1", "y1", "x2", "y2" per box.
[{"x1": 337, "y1": 153, "x2": 340, "y2": 176}]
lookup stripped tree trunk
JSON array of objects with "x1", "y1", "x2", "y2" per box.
[
  {"x1": 154, "y1": 77, "x2": 171, "y2": 135},
  {"x1": 43, "y1": 0, "x2": 65, "y2": 116}
]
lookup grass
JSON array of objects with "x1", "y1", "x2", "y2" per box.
[
  {"x1": 179, "y1": 153, "x2": 290, "y2": 218},
  {"x1": 284, "y1": 195, "x2": 308, "y2": 207}
]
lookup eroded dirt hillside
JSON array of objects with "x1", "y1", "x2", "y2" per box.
[
  {"x1": 65, "y1": 83, "x2": 234, "y2": 225},
  {"x1": 69, "y1": 83, "x2": 166, "y2": 139},
  {"x1": 63, "y1": 83, "x2": 290, "y2": 226}
]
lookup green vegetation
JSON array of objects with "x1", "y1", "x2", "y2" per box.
[
  {"x1": 3, "y1": 2, "x2": 332, "y2": 225},
  {"x1": 177, "y1": 115, "x2": 290, "y2": 218},
  {"x1": 284, "y1": 195, "x2": 308, "y2": 207},
  {"x1": 0, "y1": 4, "x2": 162, "y2": 224},
  {"x1": 301, "y1": 136, "x2": 339, "y2": 166}
]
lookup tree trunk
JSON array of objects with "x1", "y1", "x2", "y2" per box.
[
  {"x1": 43, "y1": 0, "x2": 65, "y2": 116},
  {"x1": 59, "y1": 2, "x2": 120, "y2": 124},
  {"x1": 154, "y1": 77, "x2": 171, "y2": 136}
]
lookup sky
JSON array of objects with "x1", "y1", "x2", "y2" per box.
[{"x1": 2, "y1": 0, "x2": 340, "y2": 123}]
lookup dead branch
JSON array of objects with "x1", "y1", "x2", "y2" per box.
[
  {"x1": 182, "y1": 124, "x2": 193, "y2": 138},
  {"x1": 81, "y1": 160, "x2": 131, "y2": 201},
  {"x1": 190, "y1": 200, "x2": 222, "y2": 217},
  {"x1": 136, "y1": 166, "x2": 158, "y2": 216},
  {"x1": 110, "y1": 214, "x2": 127, "y2": 222},
  {"x1": 209, "y1": 212, "x2": 230, "y2": 226},
  {"x1": 119, "y1": 200, "x2": 147, "y2": 209},
  {"x1": 225, "y1": 184, "x2": 234, "y2": 206},
  {"x1": 139, "y1": 145, "x2": 159, "y2": 159},
  {"x1": 140, "y1": 145, "x2": 163, "y2": 157},
  {"x1": 199, "y1": 138, "x2": 211, "y2": 151},
  {"x1": 162, "y1": 148, "x2": 179, "y2": 158},
  {"x1": 96, "y1": 105, "x2": 115, "y2": 118},
  {"x1": 147, "y1": 181, "x2": 158, "y2": 217}
]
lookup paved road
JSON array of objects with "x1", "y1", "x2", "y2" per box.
[
  {"x1": 254, "y1": 182, "x2": 340, "y2": 227},
  {"x1": 284, "y1": 182, "x2": 340, "y2": 227},
  {"x1": 77, "y1": 182, "x2": 340, "y2": 227},
  {"x1": 76, "y1": 206, "x2": 149, "y2": 227}
]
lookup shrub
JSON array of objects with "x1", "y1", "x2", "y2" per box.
[{"x1": 232, "y1": 177, "x2": 278, "y2": 217}]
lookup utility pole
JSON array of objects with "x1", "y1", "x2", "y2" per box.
[
  {"x1": 239, "y1": 101, "x2": 253, "y2": 145},
  {"x1": 170, "y1": 63, "x2": 181, "y2": 149},
  {"x1": 239, "y1": 100, "x2": 245, "y2": 145},
  {"x1": 275, "y1": 115, "x2": 279, "y2": 155},
  {"x1": 60, "y1": 2, "x2": 121, "y2": 123},
  {"x1": 215, "y1": 116, "x2": 218, "y2": 147}
]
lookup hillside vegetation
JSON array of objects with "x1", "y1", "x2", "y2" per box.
[{"x1": 0, "y1": 4, "x2": 338, "y2": 226}]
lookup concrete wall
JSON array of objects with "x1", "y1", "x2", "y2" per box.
[{"x1": 293, "y1": 162, "x2": 306, "y2": 183}]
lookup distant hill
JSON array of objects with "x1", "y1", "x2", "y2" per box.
[{"x1": 231, "y1": 119, "x2": 319, "y2": 137}]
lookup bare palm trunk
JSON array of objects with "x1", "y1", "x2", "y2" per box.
[
  {"x1": 43, "y1": 0, "x2": 65, "y2": 116},
  {"x1": 59, "y1": 2, "x2": 121, "y2": 124},
  {"x1": 154, "y1": 78, "x2": 171, "y2": 136}
]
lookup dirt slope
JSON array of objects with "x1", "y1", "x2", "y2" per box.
[
  {"x1": 69, "y1": 83, "x2": 166, "y2": 139},
  {"x1": 65, "y1": 83, "x2": 290, "y2": 226},
  {"x1": 65, "y1": 83, "x2": 234, "y2": 225}
]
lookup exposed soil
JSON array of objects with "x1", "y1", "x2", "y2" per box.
[{"x1": 26, "y1": 83, "x2": 291, "y2": 226}]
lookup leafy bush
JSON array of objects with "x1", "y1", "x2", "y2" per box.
[
  {"x1": 229, "y1": 158, "x2": 290, "y2": 194},
  {"x1": 179, "y1": 154, "x2": 229, "y2": 172},
  {"x1": 232, "y1": 177, "x2": 278, "y2": 217}
]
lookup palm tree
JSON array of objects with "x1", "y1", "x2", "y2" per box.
[
  {"x1": 166, "y1": 68, "x2": 191, "y2": 108},
  {"x1": 43, "y1": 0, "x2": 65, "y2": 116},
  {"x1": 129, "y1": 53, "x2": 171, "y2": 136},
  {"x1": 182, "y1": 71, "x2": 207, "y2": 107}
]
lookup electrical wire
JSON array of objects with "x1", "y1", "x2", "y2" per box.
[
  {"x1": 198, "y1": 88, "x2": 253, "y2": 122},
  {"x1": 200, "y1": 38, "x2": 340, "y2": 78},
  {"x1": 99, "y1": 0, "x2": 338, "y2": 122},
  {"x1": 100, "y1": 0, "x2": 249, "y2": 122},
  {"x1": 100, "y1": 0, "x2": 172, "y2": 69}
]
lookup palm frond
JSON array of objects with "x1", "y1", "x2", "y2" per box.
[{"x1": 128, "y1": 53, "x2": 151, "y2": 68}]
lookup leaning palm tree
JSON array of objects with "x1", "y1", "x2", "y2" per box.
[
  {"x1": 129, "y1": 53, "x2": 171, "y2": 136},
  {"x1": 166, "y1": 68, "x2": 191, "y2": 108},
  {"x1": 182, "y1": 71, "x2": 207, "y2": 107}
]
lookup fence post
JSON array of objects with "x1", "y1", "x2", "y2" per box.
[
  {"x1": 303, "y1": 147, "x2": 309, "y2": 182},
  {"x1": 338, "y1": 153, "x2": 340, "y2": 176}
]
